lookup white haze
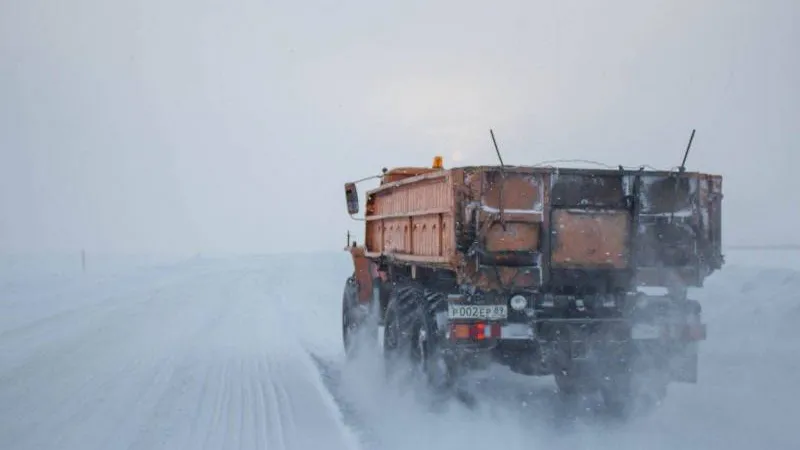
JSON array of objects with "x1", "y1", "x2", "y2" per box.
[{"x1": 1, "y1": 0, "x2": 798, "y2": 255}]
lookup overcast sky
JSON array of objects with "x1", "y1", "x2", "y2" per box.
[{"x1": 1, "y1": 0, "x2": 797, "y2": 254}]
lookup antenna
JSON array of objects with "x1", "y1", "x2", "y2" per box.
[
  {"x1": 490, "y1": 129, "x2": 505, "y2": 169},
  {"x1": 489, "y1": 129, "x2": 507, "y2": 229},
  {"x1": 678, "y1": 129, "x2": 696, "y2": 173}
]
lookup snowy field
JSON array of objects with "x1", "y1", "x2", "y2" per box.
[{"x1": 1, "y1": 248, "x2": 799, "y2": 450}]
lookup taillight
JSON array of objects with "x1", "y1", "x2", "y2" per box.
[
  {"x1": 450, "y1": 322, "x2": 501, "y2": 341},
  {"x1": 451, "y1": 324, "x2": 470, "y2": 340},
  {"x1": 471, "y1": 323, "x2": 487, "y2": 340}
]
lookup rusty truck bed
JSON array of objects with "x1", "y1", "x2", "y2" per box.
[{"x1": 358, "y1": 165, "x2": 723, "y2": 291}]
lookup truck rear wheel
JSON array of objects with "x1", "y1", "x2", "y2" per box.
[{"x1": 382, "y1": 284, "x2": 454, "y2": 391}]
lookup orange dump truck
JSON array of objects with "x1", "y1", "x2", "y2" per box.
[{"x1": 341, "y1": 157, "x2": 723, "y2": 413}]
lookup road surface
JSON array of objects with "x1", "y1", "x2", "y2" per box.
[{"x1": 1, "y1": 250, "x2": 798, "y2": 449}]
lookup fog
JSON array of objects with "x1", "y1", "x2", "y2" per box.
[{"x1": 1, "y1": 0, "x2": 797, "y2": 255}]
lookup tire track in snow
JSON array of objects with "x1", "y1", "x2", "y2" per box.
[
  {"x1": 0, "y1": 259, "x2": 366, "y2": 450},
  {"x1": 263, "y1": 357, "x2": 292, "y2": 450},
  {"x1": 251, "y1": 359, "x2": 271, "y2": 450}
]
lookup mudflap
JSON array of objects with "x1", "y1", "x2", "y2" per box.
[
  {"x1": 342, "y1": 275, "x2": 379, "y2": 359},
  {"x1": 669, "y1": 342, "x2": 699, "y2": 383}
]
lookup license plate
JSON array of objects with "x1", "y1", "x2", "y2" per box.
[{"x1": 448, "y1": 304, "x2": 508, "y2": 320}]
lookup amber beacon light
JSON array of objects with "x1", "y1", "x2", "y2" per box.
[{"x1": 433, "y1": 155, "x2": 443, "y2": 169}]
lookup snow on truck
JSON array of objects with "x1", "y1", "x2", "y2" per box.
[{"x1": 341, "y1": 136, "x2": 723, "y2": 414}]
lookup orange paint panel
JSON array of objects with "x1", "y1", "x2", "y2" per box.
[
  {"x1": 484, "y1": 222, "x2": 540, "y2": 252},
  {"x1": 551, "y1": 209, "x2": 630, "y2": 268},
  {"x1": 411, "y1": 215, "x2": 443, "y2": 257},
  {"x1": 382, "y1": 217, "x2": 411, "y2": 253},
  {"x1": 366, "y1": 221, "x2": 383, "y2": 253},
  {"x1": 381, "y1": 167, "x2": 439, "y2": 184},
  {"x1": 473, "y1": 266, "x2": 539, "y2": 290},
  {"x1": 365, "y1": 170, "x2": 457, "y2": 260},
  {"x1": 481, "y1": 172, "x2": 542, "y2": 211},
  {"x1": 441, "y1": 215, "x2": 454, "y2": 258},
  {"x1": 370, "y1": 177, "x2": 453, "y2": 217}
]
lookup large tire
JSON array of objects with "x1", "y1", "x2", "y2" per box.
[{"x1": 382, "y1": 284, "x2": 455, "y2": 391}]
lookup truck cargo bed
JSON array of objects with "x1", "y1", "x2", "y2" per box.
[{"x1": 361, "y1": 165, "x2": 723, "y2": 291}]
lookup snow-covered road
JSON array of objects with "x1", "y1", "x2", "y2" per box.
[
  {"x1": 0, "y1": 254, "x2": 359, "y2": 450},
  {"x1": 1, "y1": 250, "x2": 798, "y2": 450}
]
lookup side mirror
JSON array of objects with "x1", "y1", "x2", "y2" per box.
[{"x1": 344, "y1": 182, "x2": 359, "y2": 215}]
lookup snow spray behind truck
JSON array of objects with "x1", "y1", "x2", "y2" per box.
[{"x1": 341, "y1": 132, "x2": 723, "y2": 414}]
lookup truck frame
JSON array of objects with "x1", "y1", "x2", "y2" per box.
[{"x1": 341, "y1": 156, "x2": 723, "y2": 414}]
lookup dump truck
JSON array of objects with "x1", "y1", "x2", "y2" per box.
[{"x1": 341, "y1": 153, "x2": 723, "y2": 414}]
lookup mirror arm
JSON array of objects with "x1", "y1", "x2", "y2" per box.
[{"x1": 345, "y1": 171, "x2": 384, "y2": 219}]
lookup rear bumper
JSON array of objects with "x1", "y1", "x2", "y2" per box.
[
  {"x1": 437, "y1": 290, "x2": 707, "y2": 347},
  {"x1": 438, "y1": 315, "x2": 706, "y2": 347}
]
